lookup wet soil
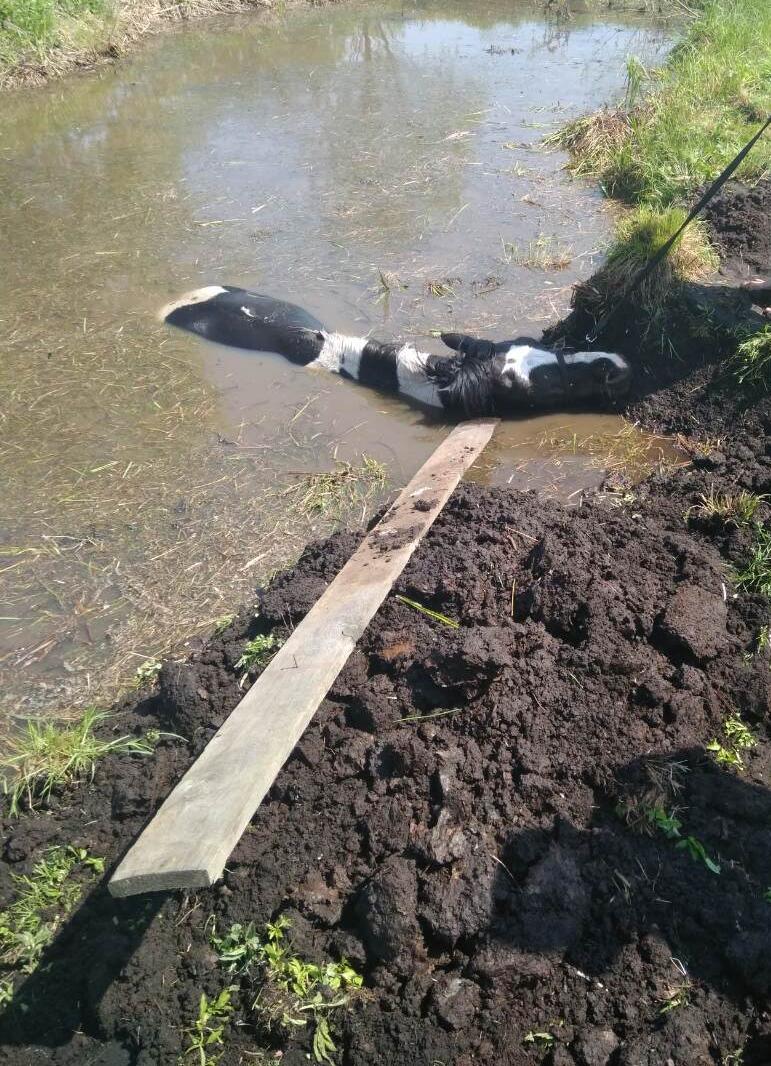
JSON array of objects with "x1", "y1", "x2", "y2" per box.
[{"x1": 2, "y1": 442, "x2": 771, "y2": 1064}]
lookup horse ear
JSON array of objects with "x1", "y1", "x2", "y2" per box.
[{"x1": 440, "y1": 332, "x2": 468, "y2": 352}]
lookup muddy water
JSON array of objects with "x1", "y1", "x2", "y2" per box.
[{"x1": 0, "y1": 0, "x2": 673, "y2": 716}]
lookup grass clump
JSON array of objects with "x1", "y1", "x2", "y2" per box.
[
  {"x1": 0, "y1": 845, "x2": 104, "y2": 973},
  {"x1": 503, "y1": 233, "x2": 572, "y2": 271},
  {"x1": 687, "y1": 487, "x2": 767, "y2": 526},
  {"x1": 280, "y1": 456, "x2": 388, "y2": 523},
  {"x1": 707, "y1": 714, "x2": 757, "y2": 770},
  {"x1": 546, "y1": 107, "x2": 632, "y2": 178},
  {"x1": 180, "y1": 987, "x2": 235, "y2": 1066},
  {"x1": 210, "y1": 916, "x2": 363, "y2": 1063},
  {"x1": 733, "y1": 326, "x2": 771, "y2": 389},
  {"x1": 551, "y1": 0, "x2": 771, "y2": 207},
  {"x1": 735, "y1": 525, "x2": 771, "y2": 598},
  {"x1": 235, "y1": 633, "x2": 281, "y2": 683},
  {"x1": 579, "y1": 206, "x2": 717, "y2": 316},
  {"x1": 1, "y1": 707, "x2": 161, "y2": 815}
]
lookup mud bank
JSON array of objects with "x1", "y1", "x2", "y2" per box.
[
  {"x1": 549, "y1": 177, "x2": 771, "y2": 439},
  {"x1": 2, "y1": 431, "x2": 771, "y2": 1064}
]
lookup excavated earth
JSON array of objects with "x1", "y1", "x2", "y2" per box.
[{"x1": 1, "y1": 184, "x2": 771, "y2": 1066}]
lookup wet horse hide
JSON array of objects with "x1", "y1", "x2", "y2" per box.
[{"x1": 159, "y1": 286, "x2": 632, "y2": 416}]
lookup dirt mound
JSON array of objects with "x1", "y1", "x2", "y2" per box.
[
  {"x1": 703, "y1": 180, "x2": 771, "y2": 277},
  {"x1": 2, "y1": 427, "x2": 771, "y2": 1065}
]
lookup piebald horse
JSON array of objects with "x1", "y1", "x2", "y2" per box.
[{"x1": 159, "y1": 286, "x2": 631, "y2": 415}]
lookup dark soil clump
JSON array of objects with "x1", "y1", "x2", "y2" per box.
[
  {"x1": 2, "y1": 443, "x2": 771, "y2": 1064},
  {"x1": 703, "y1": 180, "x2": 771, "y2": 277}
]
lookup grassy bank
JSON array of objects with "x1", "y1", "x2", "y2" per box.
[
  {"x1": 554, "y1": 0, "x2": 771, "y2": 207},
  {"x1": 0, "y1": 0, "x2": 273, "y2": 88},
  {"x1": 550, "y1": 0, "x2": 771, "y2": 313}
]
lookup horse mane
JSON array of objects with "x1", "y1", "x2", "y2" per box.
[{"x1": 424, "y1": 349, "x2": 498, "y2": 416}]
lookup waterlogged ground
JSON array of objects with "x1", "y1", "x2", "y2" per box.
[{"x1": 0, "y1": 0, "x2": 673, "y2": 717}]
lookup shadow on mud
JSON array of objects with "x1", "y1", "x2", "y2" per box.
[
  {"x1": 0, "y1": 887, "x2": 164, "y2": 1050},
  {"x1": 486, "y1": 746, "x2": 771, "y2": 1062}
]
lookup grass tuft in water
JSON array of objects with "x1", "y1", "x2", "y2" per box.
[{"x1": 279, "y1": 456, "x2": 388, "y2": 522}]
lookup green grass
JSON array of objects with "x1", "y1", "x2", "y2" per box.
[
  {"x1": 735, "y1": 525, "x2": 771, "y2": 598},
  {"x1": 210, "y1": 916, "x2": 362, "y2": 1063},
  {"x1": 553, "y1": 0, "x2": 771, "y2": 207},
  {"x1": 234, "y1": 633, "x2": 281, "y2": 681},
  {"x1": 180, "y1": 987, "x2": 235, "y2": 1066},
  {"x1": 585, "y1": 205, "x2": 718, "y2": 313},
  {"x1": 0, "y1": 845, "x2": 104, "y2": 973},
  {"x1": 0, "y1": 0, "x2": 107, "y2": 69},
  {"x1": 1, "y1": 707, "x2": 161, "y2": 815},
  {"x1": 687, "y1": 486, "x2": 767, "y2": 526},
  {"x1": 734, "y1": 326, "x2": 771, "y2": 389}
]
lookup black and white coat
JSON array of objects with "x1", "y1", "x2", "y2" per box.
[{"x1": 160, "y1": 286, "x2": 631, "y2": 415}]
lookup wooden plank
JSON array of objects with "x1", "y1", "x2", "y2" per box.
[{"x1": 109, "y1": 419, "x2": 498, "y2": 897}]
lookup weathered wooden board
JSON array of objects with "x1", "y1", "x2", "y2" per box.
[{"x1": 109, "y1": 419, "x2": 498, "y2": 897}]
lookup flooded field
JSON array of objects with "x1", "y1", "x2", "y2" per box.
[{"x1": 0, "y1": 0, "x2": 674, "y2": 717}]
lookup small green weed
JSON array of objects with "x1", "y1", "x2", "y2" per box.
[
  {"x1": 763, "y1": 888, "x2": 771, "y2": 903},
  {"x1": 734, "y1": 326, "x2": 771, "y2": 390},
  {"x1": 0, "y1": 977, "x2": 13, "y2": 1008},
  {"x1": 658, "y1": 982, "x2": 691, "y2": 1014},
  {"x1": 524, "y1": 1030, "x2": 556, "y2": 1047},
  {"x1": 2, "y1": 708, "x2": 161, "y2": 815},
  {"x1": 756, "y1": 624, "x2": 771, "y2": 655},
  {"x1": 735, "y1": 526, "x2": 771, "y2": 599},
  {"x1": 394, "y1": 595, "x2": 459, "y2": 629},
  {"x1": 676, "y1": 836, "x2": 721, "y2": 875},
  {"x1": 181, "y1": 988, "x2": 235, "y2": 1066},
  {"x1": 645, "y1": 805, "x2": 682, "y2": 839},
  {"x1": 134, "y1": 658, "x2": 162, "y2": 687},
  {"x1": 210, "y1": 916, "x2": 363, "y2": 1063},
  {"x1": 707, "y1": 714, "x2": 757, "y2": 771},
  {"x1": 722, "y1": 1049, "x2": 745, "y2": 1066},
  {"x1": 643, "y1": 806, "x2": 720, "y2": 874},
  {"x1": 0, "y1": 846, "x2": 104, "y2": 972},
  {"x1": 235, "y1": 633, "x2": 281, "y2": 680},
  {"x1": 212, "y1": 614, "x2": 235, "y2": 635}
]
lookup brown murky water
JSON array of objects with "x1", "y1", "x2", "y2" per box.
[{"x1": 0, "y1": 0, "x2": 674, "y2": 716}]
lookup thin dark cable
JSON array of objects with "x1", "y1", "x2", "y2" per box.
[{"x1": 587, "y1": 114, "x2": 771, "y2": 344}]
